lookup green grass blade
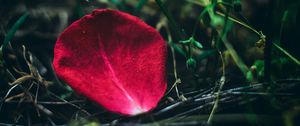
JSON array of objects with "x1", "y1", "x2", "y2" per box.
[
  {"x1": 1, "y1": 12, "x2": 29, "y2": 52},
  {"x1": 273, "y1": 43, "x2": 300, "y2": 66}
]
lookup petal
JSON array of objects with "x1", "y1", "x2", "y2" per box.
[{"x1": 53, "y1": 9, "x2": 167, "y2": 115}]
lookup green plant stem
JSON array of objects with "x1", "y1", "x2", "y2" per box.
[
  {"x1": 215, "y1": 12, "x2": 260, "y2": 35},
  {"x1": 216, "y1": 3, "x2": 231, "y2": 48},
  {"x1": 207, "y1": 50, "x2": 225, "y2": 124},
  {"x1": 187, "y1": 0, "x2": 262, "y2": 37},
  {"x1": 163, "y1": 23, "x2": 180, "y2": 98},
  {"x1": 190, "y1": 1, "x2": 231, "y2": 37},
  {"x1": 208, "y1": 4, "x2": 230, "y2": 124},
  {"x1": 155, "y1": 0, "x2": 185, "y2": 40},
  {"x1": 273, "y1": 43, "x2": 300, "y2": 65},
  {"x1": 191, "y1": 3, "x2": 214, "y2": 37}
]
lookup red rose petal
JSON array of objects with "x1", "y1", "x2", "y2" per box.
[{"x1": 53, "y1": 9, "x2": 167, "y2": 115}]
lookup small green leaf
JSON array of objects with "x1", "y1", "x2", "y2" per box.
[
  {"x1": 246, "y1": 71, "x2": 254, "y2": 82},
  {"x1": 254, "y1": 60, "x2": 264, "y2": 71},
  {"x1": 193, "y1": 41, "x2": 203, "y2": 49},
  {"x1": 134, "y1": 0, "x2": 148, "y2": 15},
  {"x1": 186, "y1": 57, "x2": 197, "y2": 70}
]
